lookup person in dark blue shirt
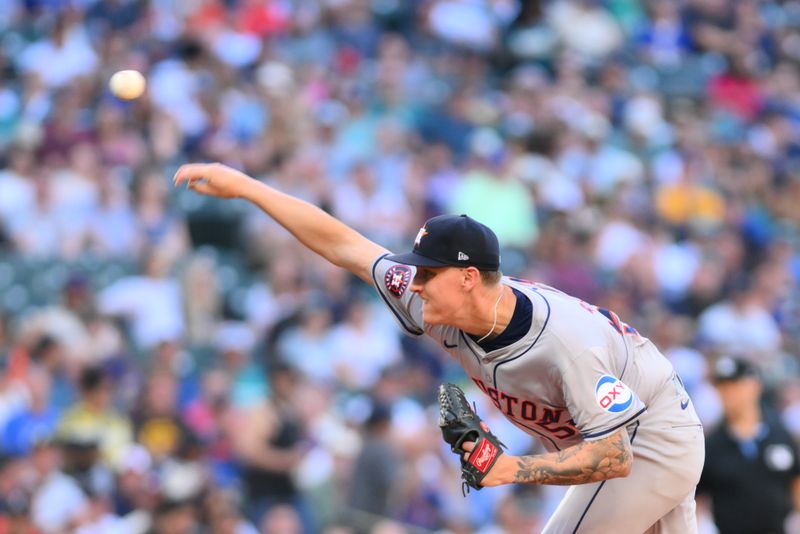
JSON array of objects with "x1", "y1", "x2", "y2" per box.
[{"x1": 699, "y1": 357, "x2": 800, "y2": 534}]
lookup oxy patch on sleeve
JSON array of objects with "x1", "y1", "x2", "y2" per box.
[{"x1": 595, "y1": 375, "x2": 635, "y2": 413}]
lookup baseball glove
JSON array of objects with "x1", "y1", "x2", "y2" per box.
[{"x1": 438, "y1": 383, "x2": 505, "y2": 493}]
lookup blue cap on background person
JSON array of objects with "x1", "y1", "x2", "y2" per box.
[
  {"x1": 385, "y1": 214, "x2": 501, "y2": 271},
  {"x1": 712, "y1": 357, "x2": 759, "y2": 383}
]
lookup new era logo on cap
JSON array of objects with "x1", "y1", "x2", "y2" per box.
[{"x1": 384, "y1": 214, "x2": 501, "y2": 271}]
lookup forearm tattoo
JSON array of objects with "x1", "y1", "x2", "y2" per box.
[{"x1": 514, "y1": 428, "x2": 632, "y2": 485}]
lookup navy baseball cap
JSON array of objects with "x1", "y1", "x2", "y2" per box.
[
  {"x1": 712, "y1": 357, "x2": 759, "y2": 383},
  {"x1": 385, "y1": 214, "x2": 501, "y2": 271}
]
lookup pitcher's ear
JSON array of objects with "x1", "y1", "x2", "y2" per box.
[{"x1": 461, "y1": 266, "x2": 482, "y2": 290}]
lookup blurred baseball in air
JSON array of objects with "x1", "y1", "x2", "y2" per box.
[{"x1": 109, "y1": 69, "x2": 146, "y2": 100}]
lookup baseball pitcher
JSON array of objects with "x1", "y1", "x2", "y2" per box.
[{"x1": 174, "y1": 163, "x2": 704, "y2": 533}]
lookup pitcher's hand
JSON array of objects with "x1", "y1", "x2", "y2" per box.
[
  {"x1": 173, "y1": 163, "x2": 254, "y2": 199},
  {"x1": 462, "y1": 441, "x2": 515, "y2": 487}
]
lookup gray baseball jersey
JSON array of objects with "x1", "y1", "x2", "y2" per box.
[{"x1": 372, "y1": 254, "x2": 705, "y2": 533}]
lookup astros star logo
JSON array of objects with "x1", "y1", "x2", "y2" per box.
[{"x1": 414, "y1": 227, "x2": 428, "y2": 247}]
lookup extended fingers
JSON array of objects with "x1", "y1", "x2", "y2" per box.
[
  {"x1": 187, "y1": 180, "x2": 215, "y2": 195},
  {"x1": 173, "y1": 163, "x2": 213, "y2": 186}
]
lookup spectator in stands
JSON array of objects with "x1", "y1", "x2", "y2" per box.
[
  {"x1": 1, "y1": 366, "x2": 58, "y2": 457},
  {"x1": 233, "y1": 363, "x2": 313, "y2": 531},
  {"x1": 58, "y1": 365, "x2": 132, "y2": 469},
  {"x1": 97, "y1": 247, "x2": 184, "y2": 350},
  {"x1": 348, "y1": 401, "x2": 400, "y2": 525}
]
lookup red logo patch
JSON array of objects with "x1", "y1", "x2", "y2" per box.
[
  {"x1": 385, "y1": 265, "x2": 411, "y2": 298},
  {"x1": 469, "y1": 439, "x2": 498, "y2": 473}
]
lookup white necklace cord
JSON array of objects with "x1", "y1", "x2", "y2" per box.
[{"x1": 476, "y1": 287, "x2": 504, "y2": 343}]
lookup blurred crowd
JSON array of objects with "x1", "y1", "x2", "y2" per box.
[{"x1": 0, "y1": 0, "x2": 799, "y2": 532}]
